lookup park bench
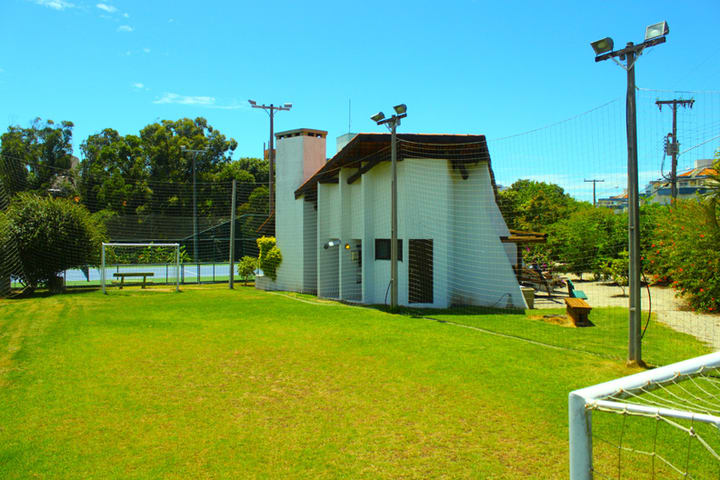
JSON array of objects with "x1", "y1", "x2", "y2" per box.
[
  {"x1": 113, "y1": 272, "x2": 154, "y2": 289},
  {"x1": 564, "y1": 297, "x2": 593, "y2": 327},
  {"x1": 567, "y1": 279, "x2": 587, "y2": 300}
]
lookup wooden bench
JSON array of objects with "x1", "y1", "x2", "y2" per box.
[
  {"x1": 564, "y1": 297, "x2": 592, "y2": 327},
  {"x1": 567, "y1": 279, "x2": 587, "y2": 300},
  {"x1": 113, "y1": 272, "x2": 154, "y2": 289}
]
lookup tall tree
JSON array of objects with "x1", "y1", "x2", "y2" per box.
[
  {"x1": 497, "y1": 179, "x2": 585, "y2": 232},
  {"x1": 0, "y1": 118, "x2": 75, "y2": 195}
]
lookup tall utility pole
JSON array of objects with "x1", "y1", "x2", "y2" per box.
[
  {"x1": 248, "y1": 100, "x2": 292, "y2": 217},
  {"x1": 182, "y1": 147, "x2": 209, "y2": 284},
  {"x1": 584, "y1": 178, "x2": 605, "y2": 206},
  {"x1": 591, "y1": 21, "x2": 668, "y2": 369},
  {"x1": 656, "y1": 99, "x2": 694, "y2": 202}
]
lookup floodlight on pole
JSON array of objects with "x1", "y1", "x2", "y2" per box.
[
  {"x1": 590, "y1": 37, "x2": 614, "y2": 55},
  {"x1": 370, "y1": 112, "x2": 385, "y2": 123},
  {"x1": 249, "y1": 99, "x2": 293, "y2": 218},
  {"x1": 645, "y1": 21, "x2": 669, "y2": 41},
  {"x1": 371, "y1": 104, "x2": 408, "y2": 311},
  {"x1": 588, "y1": 22, "x2": 668, "y2": 371}
]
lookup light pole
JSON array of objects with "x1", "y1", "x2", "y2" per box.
[
  {"x1": 590, "y1": 21, "x2": 669, "y2": 368},
  {"x1": 248, "y1": 100, "x2": 292, "y2": 217},
  {"x1": 182, "y1": 147, "x2": 209, "y2": 284},
  {"x1": 371, "y1": 104, "x2": 407, "y2": 311}
]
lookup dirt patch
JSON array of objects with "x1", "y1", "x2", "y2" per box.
[{"x1": 528, "y1": 314, "x2": 576, "y2": 328}]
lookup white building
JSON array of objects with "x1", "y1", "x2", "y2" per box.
[
  {"x1": 259, "y1": 128, "x2": 527, "y2": 309},
  {"x1": 643, "y1": 159, "x2": 717, "y2": 205}
]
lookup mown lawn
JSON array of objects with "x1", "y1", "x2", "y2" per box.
[{"x1": 0, "y1": 286, "x2": 712, "y2": 479}]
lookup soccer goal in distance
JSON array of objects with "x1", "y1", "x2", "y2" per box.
[
  {"x1": 101, "y1": 243, "x2": 180, "y2": 293},
  {"x1": 569, "y1": 351, "x2": 720, "y2": 479}
]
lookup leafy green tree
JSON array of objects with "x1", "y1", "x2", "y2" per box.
[
  {"x1": 498, "y1": 180, "x2": 585, "y2": 232},
  {"x1": 79, "y1": 129, "x2": 150, "y2": 214},
  {"x1": 547, "y1": 206, "x2": 626, "y2": 278},
  {"x1": 0, "y1": 193, "x2": 104, "y2": 293},
  {"x1": 0, "y1": 118, "x2": 75, "y2": 195}
]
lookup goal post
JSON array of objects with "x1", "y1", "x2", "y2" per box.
[
  {"x1": 569, "y1": 351, "x2": 720, "y2": 479},
  {"x1": 101, "y1": 242, "x2": 180, "y2": 294}
]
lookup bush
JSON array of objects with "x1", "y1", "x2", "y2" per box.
[
  {"x1": 237, "y1": 256, "x2": 257, "y2": 285},
  {"x1": 644, "y1": 200, "x2": 720, "y2": 312},
  {"x1": 0, "y1": 192, "x2": 104, "y2": 292},
  {"x1": 256, "y1": 236, "x2": 282, "y2": 281}
]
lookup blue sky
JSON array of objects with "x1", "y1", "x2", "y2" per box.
[{"x1": 1, "y1": 0, "x2": 719, "y2": 201}]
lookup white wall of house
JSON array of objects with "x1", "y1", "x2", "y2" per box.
[{"x1": 311, "y1": 156, "x2": 525, "y2": 309}]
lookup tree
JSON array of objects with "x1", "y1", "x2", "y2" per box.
[
  {"x1": 0, "y1": 193, "x2": 104, "y2": 293},
  {"x1": 79, "y1": 129, "x2": 150, "y2": 214},
  {"x1": 498, "y1": 179, "x2": 585, "y2": 232},
  {"x1": 0, "y1": 118, "x2": 75, "y2": 195},
  {"x1": 547, "y1": 206, "x2": 626, "y2": 278}
]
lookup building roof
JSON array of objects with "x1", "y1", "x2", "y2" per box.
[
  {"x1": 294, "y1": 132, "x2": 491, "y2": 200},
  {"x1": 678, "y1": 166, "x2": 717, "y2": 178}
]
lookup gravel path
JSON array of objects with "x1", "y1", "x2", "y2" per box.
[{"x1": 532, "y1": 279, "x2": 720, "y2": 350}]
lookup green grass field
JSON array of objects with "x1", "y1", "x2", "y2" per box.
[{"x1": 0, "y1": 286, "x2": 713, "y2": 478}]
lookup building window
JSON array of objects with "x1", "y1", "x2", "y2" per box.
[{"x1": 375, "y1": 239, "x2": 403, "y2": 261}]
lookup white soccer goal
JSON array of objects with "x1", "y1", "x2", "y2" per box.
[
  {"x1": 101, "y1": 243, "x2": 180, "y2": 294},
  {"x1": 569, "y1": 351, "x2": 720, "y2": 479}
]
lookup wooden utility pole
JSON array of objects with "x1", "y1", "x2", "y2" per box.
[
  {"x1": 656, "y1": 99, "x2": 694, "y2": 202},
  {"x1": 584, "y1": 178, "x2": 605, "y2": 206},
  {"x1": 248, "y1": 100, "x2": 292, "y2": 218}
]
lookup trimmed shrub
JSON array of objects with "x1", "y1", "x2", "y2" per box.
[
  {"x1": 256, "y1": 236, "x2": 282, "y2": 282},
  {"x1": 1, "y1": 192, "x2": 104, "y2": 292},
  {"x1": 237, "y1": 256, "x2": 257, "y2": 285}
]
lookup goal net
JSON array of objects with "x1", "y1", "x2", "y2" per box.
[
  {"x1": 101, "y1": 243, "x2": 180, "y2": 293},
  {"x1": 569, "y1": 351, "x2": 720, "y2": 479}
]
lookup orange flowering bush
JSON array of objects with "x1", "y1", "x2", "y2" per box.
[{"x1": 644, "y1": 200, "x2": 720, "y2": 312}]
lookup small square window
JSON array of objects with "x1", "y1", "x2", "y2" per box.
[{"x1": 375, "y1": 239, "x2": 402, "y2": 261}]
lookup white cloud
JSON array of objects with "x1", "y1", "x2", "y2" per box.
[
  {"x1": 123, "y1": 12, "x2": 129, "y2": 18},
  {"x1": 143, "y1": 48, "x2": 151, "y2": 54},
  {"x1": 154, "y1": 93, "x2": 216, "y2": 106},
  {"x1": 96, "y1": 3, "x2": 117, "y2": 13},
  {"x1": 132, "y1": 82, "x2": 145, "y2": 90},
  {"x1": 30, "y1": 0, "x2": 74, "y2": 10},
  {"x1": 117, "y1": 25, "x2": 133, "y2": 32},
  {"x1": 153, "y1": 92, "x2": 245, "y2": 110}
]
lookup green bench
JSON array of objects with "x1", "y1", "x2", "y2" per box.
[
  {"x1": 567, "y1": 279, "x2": 587, "y2": 300},
  {"x1": 113, "y1": 272, "x2": 154, "y2": 289}
]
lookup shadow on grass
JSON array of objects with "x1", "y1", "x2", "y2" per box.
[
  {"x1": 5, "y1": 287, "x2": 102, "y2": 300},
  {"x1": 365, "y1": 303, "x2": 526, "y2": 318}
]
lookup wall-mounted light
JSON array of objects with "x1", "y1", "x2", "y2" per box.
[
  {"x1": 344, "y1": 243, "x2": 351, "y2": 250},
  {"x1": 324, "y1": 240, "x2": 340, "y2": 249}
]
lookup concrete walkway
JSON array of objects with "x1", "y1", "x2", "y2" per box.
[{"x1": 532, "y1": 279, "x2": 720, "y2": 350}]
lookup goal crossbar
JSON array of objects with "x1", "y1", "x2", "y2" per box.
[
  {"x1": 101, "y1": 242, "x2": 180, "y2": 294},
  {"x1": 569, "y1": 351, "x2": 720, "y2": 479}
]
